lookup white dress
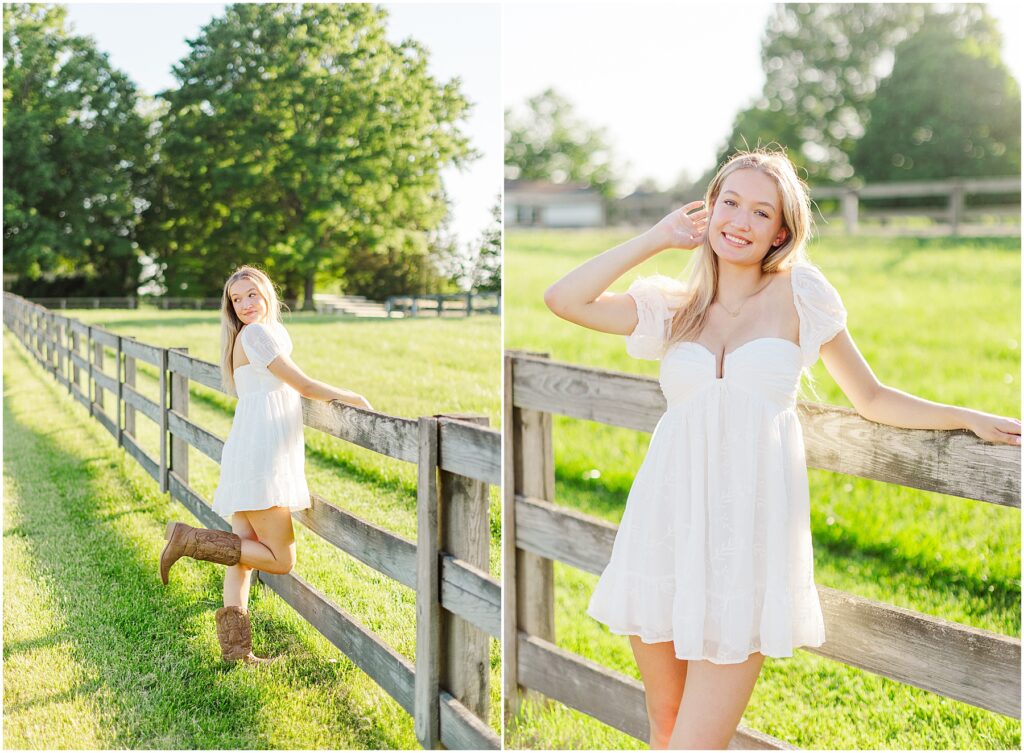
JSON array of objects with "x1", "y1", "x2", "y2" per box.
[
  {"x1": 585, "y1": 261, "x2": 847, "y2": 664},
  {"x1": 212, "y1": 320, "x2": 311, "y2": 517}
]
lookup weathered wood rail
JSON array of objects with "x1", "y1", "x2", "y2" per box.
[
  {"x1": 504, "y1": 350, "x2": 1020, "y2": 749},
  {"x1": 2, "y1": 292, "x2": 501, "y2": 749}
]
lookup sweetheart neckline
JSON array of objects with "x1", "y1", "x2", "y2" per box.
[{"x1": 670, "y1": 336, "x2": 801, "y2": 360}]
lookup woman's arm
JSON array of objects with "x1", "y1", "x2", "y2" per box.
[
  {"x1": 267, "y1": 354, "x2": 373, "y2": 410},
  {"x1": 821, "y1": 330, "x2": 1020, "y2": 445},
  {"x1": 544, "y1": 201, "x2": 707, "y2": 334}
]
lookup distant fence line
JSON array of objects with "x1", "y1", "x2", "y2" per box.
[
  {"x1": 17, "y1": 293, "x2": 502, "y2": 317},
  {"x1": 386, "y1": 293, "x2": 501, "y2": 318},
  {"x1": 611, "y1": 176, "x2": 1020, "y2": 237},
  {"x1": 503, "y1": 350, "x2": 1020, "y2": 749},
  {"x1": 3, "y1": 292, "x2": 501, "y2": 750},
  {"x1": 812, "y1": 176, "x2": 1020, "y2": 236}
]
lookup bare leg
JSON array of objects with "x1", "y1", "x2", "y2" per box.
[
  {"x1": 668, "y1": 652, "x2": 765, "y2": 750},
  {"x1": 629, "y1": 636, "x2": 689, "y2": 750},
  {"x1": 223, "y1": 513, "x2": 258, "y2": 609},
  {"x1": 234, "y1": 506, "x2": 297, "y2": 575}
]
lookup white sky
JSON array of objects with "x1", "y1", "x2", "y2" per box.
[
  {"x1": 504, "y1": 1, "x2": 1024, "y2": 193},
  {"x1": 62, "y1": 1, "x2": 501, "y2": 249}
]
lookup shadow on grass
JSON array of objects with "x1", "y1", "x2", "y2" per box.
[{"x1": 3, "y1": 336, "x2": 411, "y2": 749}]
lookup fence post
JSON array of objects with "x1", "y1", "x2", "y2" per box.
[
  {"x1": 841, "y1": 189, "x2": 859, "y2": 235},
  {"x1": 169, "y1": 347, "x2": 189, "y2": 486},
  {"x1": 949, "y1": 184, "x2": 965, "y2": 236},
  {"x1": 436, "y1": 294, "x2": 444, "y2": 317},
  {"x1": 91, "y1": 330, "x2": 104, "y2": 412},
  {"x1": 503, "y1": 353, "x2": 519, "y2": 721},
  {"x1": 437, "y1": 413, "x2": 492, "y2": 722},
  {"x1": 71, "y1": 328, "x2": 81, "y2": 392},
  {"x1": 124, "y1": 339, "x2": 136, "y2": 439},
  {"x1": 466, "y1": 292, "x2": 473, "y2": 317},
  {"x1": 506, "y1": 351, "x2": 557, "y2": 719},
  {"x1": 59, "y1": 317, "x2": 69, "y2": 392},
  {"x1": 415, "y1": 416, "x2": 441, "y2": 749},
  {"x1": 44, "y1": 313, "x2": 53, "y2": 373},
  {"x1": 115, "y1": 336, "x2": 123, "y2": 448},
  {"x1": 412, "y1": 297, "x2": 419, "y2": 317},
  {"x1": 159, "y1": 347, "x2": 168, "y2": 494}
]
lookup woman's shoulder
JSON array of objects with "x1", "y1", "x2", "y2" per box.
[{"x1": 627, "y1": 274, "x2": 691, "y2": 310}]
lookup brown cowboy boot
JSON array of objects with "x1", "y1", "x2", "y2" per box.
[
  {"x1": 160, "y1": 522, "x2": 242, "y2": 585},
  {"x1": 215, "y1": 606, "x2": 275, "y2": 664}
]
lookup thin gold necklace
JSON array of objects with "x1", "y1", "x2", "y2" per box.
[{"x1": 716, "y1": 274, "x2": 775, "y2": 318}]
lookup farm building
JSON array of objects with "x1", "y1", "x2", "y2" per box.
[{"x1": 504, "y1": 179, "x2": 605, "y2": 228}]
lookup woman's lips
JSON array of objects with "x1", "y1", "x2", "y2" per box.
[{"x1": 722, "y1": 232, "x2": 752, "y2": 248}]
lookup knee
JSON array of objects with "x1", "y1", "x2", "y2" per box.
[
  {"x1": 647, "y1": 701, "x2": 681, "y2": 748},
  {"x1": 267, "y1": 550, "x2": 296, "y2": 575}
]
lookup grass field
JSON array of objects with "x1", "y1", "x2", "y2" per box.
[
  {"x1": 3, "y1": 310, "x2": 501, "y2": 749},
  {"x1": 504, "y1": 230, "x2": 1021, "y2": 750}
]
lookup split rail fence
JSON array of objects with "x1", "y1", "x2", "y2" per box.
[
  {"x1": 3, "y1": 292, "x2": 501, "y2": 750},
  {"x1": 385, "y1": 293, "x2": 501, "y2": 318},
  {"x1": 504, "y1": 350, "x2": 1021, "y2": 749}
]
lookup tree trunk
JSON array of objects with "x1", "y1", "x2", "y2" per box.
[{"x1": 303, "y1": 272, "x2": 315, "y2": 311}]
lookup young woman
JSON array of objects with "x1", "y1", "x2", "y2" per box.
[
  {"x1": 159, "y1": 265, "x2": 372, "y2": 664},
  {"x1": 544, "y1": 149, "x2": 1020, "y2": 749}
]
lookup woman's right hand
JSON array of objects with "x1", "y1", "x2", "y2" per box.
[{"x1": 650, "y1": 200, "x2": 708, "y2": 251}]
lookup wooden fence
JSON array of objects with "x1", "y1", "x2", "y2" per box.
[
  {"x1": 22, "y1": 296, "x2": 304, "y2": 311},
  {"x1": 612, "y1": 176, "x2": 1020, "y2": 237},
  {"x1": 812, "y1": 176, "x2": 1020, "y2": 236},
  {"x1": 386, "y1": 293, "x2": 501, "y2": 318},
  {"x1": 2, "y1": 292, "x2": 502, "y2": 750},
  {"x1": 503, "y1": 350, "x2": 1021, "y2": 749}
]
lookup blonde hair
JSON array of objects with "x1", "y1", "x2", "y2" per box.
[
  {"x1": 220, "y1": 265, "x2": 284, "y2": 393},
  {"x1": 659, "y1": 147, "x2": 824, "y2": 397}
]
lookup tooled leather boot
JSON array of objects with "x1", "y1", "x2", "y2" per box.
[
  {"x1": 159, "y1": 522, "x2": 242, "y2": 585},
  {"x1": 215, "y1": 606, "x2": 275, "y2": 664}
]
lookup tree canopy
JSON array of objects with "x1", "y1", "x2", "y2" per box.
[
  {"x1": 852, "y1": 11, "x2": 1020, "y2": 181},
  {"x1": 3, "y1": 3, "x2": 150, "y2": 295},
  {"x1": 143, "y1": 3, "x2": 473, "y2": 305},
  {"x1": 504, "y1": 87, "x2": 617, "y2": 198},
  {"x1": 716, "y1": 4, "x2": 1012, "y2": 183}
]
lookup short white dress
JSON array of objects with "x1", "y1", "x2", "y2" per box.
[
  {"x1": 585, "y1": 260, "x2": 847, "y2": 664},
  {"x1": 212, "y1": 320, "x2": 311, "y2": 517}
]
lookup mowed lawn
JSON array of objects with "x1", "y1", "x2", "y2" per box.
[
  {"x1": 3, "y1": 311, "x2": 501, "y2": 749},
  {"x1": 504, "y1": 229, "x2": 1021, "y2": 750}
]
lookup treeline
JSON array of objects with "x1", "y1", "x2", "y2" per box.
[
  {"x1": 505, "y1": 4, "x2": 1020, "y2": 197},
  {"x1": 4, "y1": 3, "x2": 491, "y2": 304}
]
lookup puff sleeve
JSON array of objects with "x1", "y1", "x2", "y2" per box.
[
  {"x1": 791, "y1": 262, "x2": 847, "y2": 368},
  {"x1": 625, "y1": 276, "x2": 686, "y2": 360},
  {"x1": 239, "y1": 322, "x2": 284, "y2": 370}
]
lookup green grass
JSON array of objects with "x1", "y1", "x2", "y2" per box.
[
  {"x1": 504, "y1": 230, "x2": 1021, "y2": 750},
  {"x1": 3, "y1": 310, "x2": 501, "y2": 749}
]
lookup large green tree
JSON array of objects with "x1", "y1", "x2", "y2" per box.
[
  {"x1": 717, "y1": 4, "x2": 1001, "y2": 182},
  {"x1": 3, "y1": 3, "x2": 150, "y2": 295},
  {"x1": 504, "y1": 87, "x2": 617, "y2": 197},
  {"x1": 143, "y1": 3, "x2": 472, "y2": 306},
  {"x1": 852, "y1": 12, "x2": 1020, "y2": 181}
]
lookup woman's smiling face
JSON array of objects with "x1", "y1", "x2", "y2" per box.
[
  {"x1": 708, "y1": 168, "x2": 788, "y2": 264},
  {"x1": 229, "y1": 278, "x2": 268, "y2": 325}
]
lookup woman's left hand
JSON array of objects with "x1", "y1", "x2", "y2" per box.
[{"x1": 963, "y1": 410, "x2": 1021, "y2": 445}]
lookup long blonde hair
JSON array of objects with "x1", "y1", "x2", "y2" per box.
[
  {"x1": 220, "y1": 265, "x2": 284, "y2": 393},
  {"x1": 666, "y1": 147, "x2": 813, "y2": 347}
]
